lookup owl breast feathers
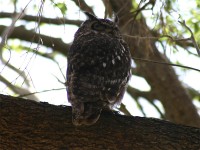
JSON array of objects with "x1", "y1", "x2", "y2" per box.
[{"x1": 67, "y1": 12, "x2": 131, "y2": 126}]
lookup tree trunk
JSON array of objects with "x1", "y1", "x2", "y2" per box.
[
  {"x1": 109, "y1": 0, "x2": 200, "y2": 127},
  {"x1": 0, "y1": 94, "x2": 200, "y2": 150}
]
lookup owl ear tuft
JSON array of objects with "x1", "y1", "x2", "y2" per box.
[
  {"x1": 84, "y1": 12, "x2": 98, "y2": 21},
  {"x1": 114, "y1": 14, "x2": 119, "y2": 25}
]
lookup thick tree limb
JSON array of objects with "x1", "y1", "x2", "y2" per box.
[{"x1": 0, "y1": 94, "x2": 200, "y2": 150}]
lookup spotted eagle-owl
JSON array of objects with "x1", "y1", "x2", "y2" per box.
[{"x1": 67, "y1": 12, "x2": 131, "y2": 126}]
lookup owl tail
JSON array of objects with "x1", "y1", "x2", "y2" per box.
[{"x1": 72, "y1": 102, "x2": 102, "y2": 126}]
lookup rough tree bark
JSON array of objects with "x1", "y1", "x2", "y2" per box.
[
  {"x1": 109, "y1": 0, "x2": 200, "y2": 127},
  {"x1": 0, "y1": 94, "x2": 200, "y2": 150}
]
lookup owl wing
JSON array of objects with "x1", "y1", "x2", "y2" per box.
[
  {"x1": 67, "y1": 40, "x2": 105, "y2": 125},
  {"x1": 102, "y1": 40, "x2": 132, "y2": 106}
]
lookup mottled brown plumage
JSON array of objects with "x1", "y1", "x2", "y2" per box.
[{"x1": 67, "y1": 12, "x2": 131, "y2": 126}]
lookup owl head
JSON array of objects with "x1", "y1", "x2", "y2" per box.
[{"x1": 75, "y1": 12, "x2": 121, "y2": 38}]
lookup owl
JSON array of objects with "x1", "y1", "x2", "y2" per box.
[{"x1": 67, "y1": 12, "x2": 131, "y2": 126}]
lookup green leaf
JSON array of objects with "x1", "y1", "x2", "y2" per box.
[
  {"x1": 194, "y1": 22, "x2": 199, "y2": 33},
  {"x1": 54, "y1": 2, "x2": 67, "y2": 15}
]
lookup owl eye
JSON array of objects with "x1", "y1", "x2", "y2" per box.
[{"x1": 91, "y1": 22, "x2": 106, "y2": 31}]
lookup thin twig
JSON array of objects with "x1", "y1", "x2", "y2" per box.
[
  {"x1": 0, "y1": 75, "x2": 39, "y2": 101},
  {"x1": 148, "y1": 101, "x2": 165, "y2": 119},
  {"x1": 135, "y1": 98, "x2": 147, "y2": 117},
  {"x1": 18, "y1": 87, "x2": 66, "y2": 98},
  {"x1": 0, "y1": 12, "x2": 25, "y2": 73},
  {"x1": 178, "y1": 20, "x2": 200, "y2": 56},
  {"x1": 123, "y1": 34, "x2": 190, "y2": 42},
  {"x1": 0, "y1": 0, "x2": 31, "y2": 85},
  {"x1": 132, "y1": 57, "x2": 200, "y2": 72},
  {"x1": 0, "y1": 12, "x2": 25, "y2": 51}
]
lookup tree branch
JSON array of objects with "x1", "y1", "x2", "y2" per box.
[
  {"x1": 109, "y1": 0, "x2": 200, "y2": 127},
  {"x1": 72, "y1": 0, "x2": 94, "y2": 14},
  {"x1": 0, "y1": 12, "x2": 82, "y2": 26},
  {"x1": 178, "y1": 20, "x2": 200, "y2": 56},
  {"x1": 0, "y1": 13, "x2": 30, "y2": 87},
  {"x1": 151, "y1": 29, "x2": 198, "y2": 55},
  {"x1": 0, "y1": 94, "x2": 200, "y2": 149},
  {"x1": 0, "y1": 76, "x2": 39, "y2": 101},
  {"x1": 0, "y1": 25, "x2": 70, "y2": 56},
  {"x1": 127, "y1": 86, "x2": 156, "y2": 102}
]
